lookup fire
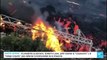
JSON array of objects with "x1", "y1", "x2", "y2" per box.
[
  {"x1": 31, "y1": 17, "x2": 63, "y2": 52},
  {"x1": 0, "y1": 15, "x2": 4, "y2": 26},
  {"x1": 31, "y1": 29, "x2": 37, "y2": 40}
]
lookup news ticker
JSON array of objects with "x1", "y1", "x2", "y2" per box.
[{"x1": 4, "y1": 52, "x2": 104, "y2": 58}]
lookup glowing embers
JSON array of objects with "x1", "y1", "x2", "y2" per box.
[{"x1": 31, "y1": 17, "x2": 63, "y2": 52}]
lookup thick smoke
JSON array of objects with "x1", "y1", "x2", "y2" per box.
[{"x1": 1, "y1": 0, "x2": 106, "y2": 39}]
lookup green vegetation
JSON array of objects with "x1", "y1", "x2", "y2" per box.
[{"x1": 0, "y1": 33, "x2": 49, "y2": 51}]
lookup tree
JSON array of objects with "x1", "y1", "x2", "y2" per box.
[
  {"x1": 32, "y1": 37, "x2": 50, "y2": 51},
  {"x1": 0, "y1": 33, "x2": 50, "y2": 51}
]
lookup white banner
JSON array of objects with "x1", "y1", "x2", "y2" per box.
[{"x1": 4, "y1": 52, "x2": 104, "y2": 58}]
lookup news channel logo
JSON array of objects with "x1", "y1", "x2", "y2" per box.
[{"x1": 97, "y1": 52, "x2": 104, "y2": 58}]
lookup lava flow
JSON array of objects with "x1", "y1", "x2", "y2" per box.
[{"x1": 31, "y1": 17, "x2": 63, "y2": 52}]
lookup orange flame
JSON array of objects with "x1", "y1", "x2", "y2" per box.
[{"x1": 31, "y1": 17, "x2": 63, "y2": 52}]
